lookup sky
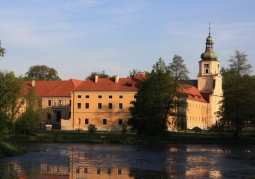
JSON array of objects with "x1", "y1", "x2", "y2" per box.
[{"x1": 0, "y1": 0, "x2": 255, "y2": 80}]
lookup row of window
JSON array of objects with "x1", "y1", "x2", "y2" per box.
[
  {"x1": 75, "y1": 168, "x2": 122, "y2": 175},
  {"x1": 78, "y1": 118, "x2": 123, "y2": 125},
  {"x1": 77, "y1": 103, "x2": 123, "y2": 109},
  {"x1": 78, "y1": 95, "x2": 123, "y2": 99},
  {"x1": 48, "y1": 100, "x2": 72, "y2": 106},
  {"x1": 188, "y1": 116, "x2": 207, "y2": 122},
  {"x1": 188, "y1": 103, "x2": 207, "y2": 109},
  {"x1": 42, "y1": 165, "x2": 122, "y2": 175}
]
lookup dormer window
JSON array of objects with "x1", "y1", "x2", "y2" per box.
[{"x1": 126, "y1": 81, "x2": 132, "y2": 87}]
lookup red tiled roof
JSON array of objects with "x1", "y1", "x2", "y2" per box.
[
  {"x1": 25, "y1": 81, "x2": 65, "y2": 96},
  {"x1": 43, "y1": 79, "x2": 83, "y2": 97},
  {"x1": 72, "y1": 77, "x2": 142, "y2": 91},
  {"x1": 180, "y1": 85, "x2": 208, "y2": 103}
]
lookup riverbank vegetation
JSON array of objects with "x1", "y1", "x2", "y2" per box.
[
  {"x1": 0, "y1": 141, "x2": 27, "y2": 158},
  {"x1": 2, "y1": 129, "x2": 255, "y2": 145}
]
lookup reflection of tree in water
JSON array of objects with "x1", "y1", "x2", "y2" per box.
[{"x1": 129, "y1": 168, "x2": 181, "y2": 179}]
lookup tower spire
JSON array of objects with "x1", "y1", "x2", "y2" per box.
[
  {"x1": 200, "y1": 24, "x2": 218, "y2": 61},
  {"x1": 209, "y1": 22, "x2": 211, "y2": 35}
]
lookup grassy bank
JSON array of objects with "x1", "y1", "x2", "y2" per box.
[
  {"x1": 0, "y1": 140, "x2": 28, "y2": 158},
  {"x1": 3, "y1": 129, "x2": 255, "y2": 145}
]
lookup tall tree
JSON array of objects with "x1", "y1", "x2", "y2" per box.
[
  {"x1": 0, "y1": 71, "x2": 24, "y2": 136},
  {"x1": 166, "y1": 55, "x2": 190, "y2": 129},
  {"x1": 218, "y1": 50, "x2": 254, "y2": 138},
  {"x1": 0, "y1": 40, "x2": 6, "y2": 57},
  {"x1": 14, "y1": 87, "x2": 42, "y2": 135},
  {"x1": 128, "y1": 56, "x2": 189, "y2": 136},
  {"x1": 128, "y1": 58, "x2": 173, "y2": 136},
  {"x1": 25, "y1": 65, "x2": 61, "y2": 81}
]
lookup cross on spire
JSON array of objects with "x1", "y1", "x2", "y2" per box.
[{"x1": 209, "y1": 22, "x2": 211, "y2": 35}]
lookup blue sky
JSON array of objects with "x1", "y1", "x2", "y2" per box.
[{"x1": 1, "y1": 0, "x2": 255, "y2": 80}]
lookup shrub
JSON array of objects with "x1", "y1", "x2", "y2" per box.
[{"x1": 88, "y1": 124, "x2": 97, "y2": 134}]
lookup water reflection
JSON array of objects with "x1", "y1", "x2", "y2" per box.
[{"x1": 0, "y1": 144, "x2": 254, "y2": 179}]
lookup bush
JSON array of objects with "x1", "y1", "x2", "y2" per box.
[
  {"x1": 88, "y1": 124, "x2": 97, "y2": 134},
  {"x1": 14, "y1": 108, "x2": 41, "y2": 135}
]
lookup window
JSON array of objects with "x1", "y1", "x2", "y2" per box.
[
  {"x1": 204, "y1": 64, "x2": 209, "y2": 68},
  {"x1": 59, "y1": 100, "x2": 62, "y2": 105},
  {"x1": 108, "y1": 103, "x2": 112, "y2": 109},
  {"x1": 76, "y1": 168, "x2": 80, "y2": 173},
  {"x1": 77, "y1": 103, "x2": 81, "y2": 109},
  {"x1": 86, "y1": 95, "x2": 89, "y2": 98},
  {"x1": 107, "y1": 169, "x2": 111, "y2": 174},
  {"x1": 69, "y1": 112, "x2": 71, "y2": 118},
  {"x1": 98, "y1": 95, "x2": 102, "y2": 98},
  {"x1": 119, "y1": 95, "x2": 123, "y2": 99},
  {"x1": 118, "y1": 119, "x2": 123, "y2": 125},
  {"x1": 118, "y1": 169, "x2": 122, "y2": 175},
  {"x1": 47, "y1": 113, "x2": 51, "y2": 120},
  {"x1": 85, "y1": 103, "x2": 89, "y2": 109},
  {"x1": 84, "y1": 168, "x2": 88, "y2": 173},
  {"x1": 103, "y1": 119, "x2": 107, "y2": 125},
  {"x1": 119, "y1": 103, "x2": 123, "y2": 109},
  {"x1": 134, "y1": 95, "x2": 137, "y2": 99},
  {"x1": 109, "y1": 95, "x2": 112, "y2": 98},
  {"x1": 78, "y1": 95, "x2": 81, "y2": 98},
  {"x1": 97, "y1": 168, "x2": 100, "y2": 174},
  {"x1": 85, "y1": 118, "x2": 89, "y2": 124},
  {"x1": 48, "y1": 100, "x2": 51, "y2": 106},
  {"x1": 69, "y1": 100, "x2": 71, "y2": 106},
  {"x1": 98, "y1": 103, "x2": 102, "y2": 109}
]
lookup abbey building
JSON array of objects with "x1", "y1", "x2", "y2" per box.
[{"x1": 24, "y1": 30, "x2": 223, "y2": 131}]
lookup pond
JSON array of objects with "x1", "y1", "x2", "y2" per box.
[{"x1": 0, "y1": 144, "x2": 255, "y2": 179}]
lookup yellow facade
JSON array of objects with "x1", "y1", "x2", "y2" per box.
[
  {"x1": 70, "y1": 91, "x2": 136, "y2": 131},
  {"x1": 186, "y1": 99, "x2": 209, "y2": 129}
]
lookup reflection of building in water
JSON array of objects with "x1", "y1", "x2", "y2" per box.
[
  {"x1": 39, "y1": 146, "x2": 182, "y2": 179},
  {"x1": 40, "y1": 163, "x2": 130, "y2": 179},
  {"x1": 4, "y1": 146, "x2": 225, "y2": 179},
  {"x1": 40, "y1": 164, "x2": 69, "y2": 178}
]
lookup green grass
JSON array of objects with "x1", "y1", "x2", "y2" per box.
[{"x1": 3, "y1": 129, "x2": 255, "y2": 145}]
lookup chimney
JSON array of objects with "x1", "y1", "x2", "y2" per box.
[
  {"x1": 95, "y1": 75, "x2": 98, "y2": 83},
  {"x1": 115, "y1": 75, "x2": 119, "y2": 83},
  {"x1": 32, "y1": 80, "x2": 35, "y2": 87}
]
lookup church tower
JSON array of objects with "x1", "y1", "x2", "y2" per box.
[{"x1": 197, "y1": 27, "x2": 223, "y2": 127}]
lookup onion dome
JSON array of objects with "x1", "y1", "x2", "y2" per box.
[{"x1": 201, "y1": 29, "x2": 218, "y2": 61}]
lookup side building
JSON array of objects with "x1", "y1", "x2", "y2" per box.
[{"x1": 25, "y1": 79, "x2": 83, "y2": 129}]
